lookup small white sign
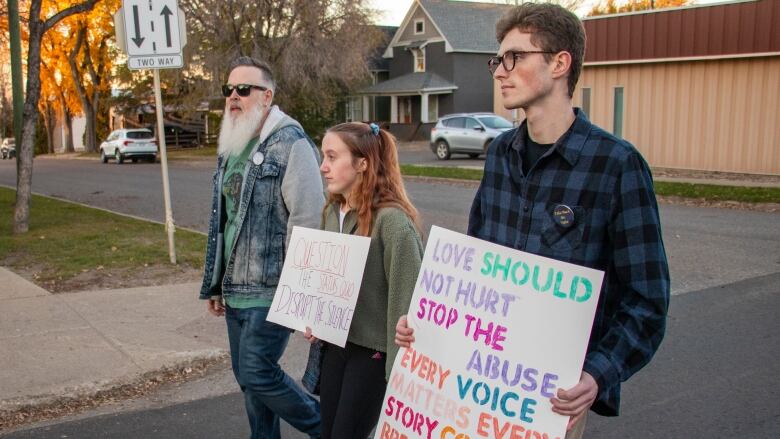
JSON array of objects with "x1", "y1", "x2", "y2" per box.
[
  {"x1": 122, "y1": 0, "x2": 183, "y2": 57},
  {"x1": 128, "y1": 55, "x2": 182, "y2": 69},
  {"x1": 267, "y1": 226, "x2": 371, "y2": 347}
]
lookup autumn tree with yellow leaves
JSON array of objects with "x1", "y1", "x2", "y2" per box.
[
  {"x1": 35, "y1": 0, "x2": 118, "y2": 154},
  {"x1": 8, "y1": 0, "x2": 100, "y2": 234},
  {"x1": 588, "y1": 0, "x2": 691, "y2": 16}
]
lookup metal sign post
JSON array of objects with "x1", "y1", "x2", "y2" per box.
[
  {"x1": 115, "y1": 0, "x2": 187, "y2": 264},
  {"x1": 153, "y1": 69, "x2": 176, "y2": 264}
]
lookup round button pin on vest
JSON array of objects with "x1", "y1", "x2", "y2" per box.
[
  {"x1": 252, "y1": 151, "x2": 265, "y2": 166},
  {"x1": 553, "y1": 204, "x2": 575, "y2": 228}
]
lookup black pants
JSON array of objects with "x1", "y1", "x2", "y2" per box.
[{"x1": 320, "y1": 342, "x2": 387, "y2": 439}]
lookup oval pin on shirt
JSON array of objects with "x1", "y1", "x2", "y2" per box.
[
  {"x1": 553, "y1": 204, "x2": 575, "y2": 228},
  {"x1": 252, "y1": 151, "x2": 265, "y2": 166}
]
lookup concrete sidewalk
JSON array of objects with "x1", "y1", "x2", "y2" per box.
[{"x1": 0, "y1": 267, "x2": 228, "y2": 414}]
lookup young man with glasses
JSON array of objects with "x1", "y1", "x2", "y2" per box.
[
  {"x1": 200, "y1": 56, "x2": 324, "y2": 439},
  {"x1": 397, "y1": 3, "x2": 669, "y2": 438}
]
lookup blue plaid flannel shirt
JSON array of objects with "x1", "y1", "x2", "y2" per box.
[{"x1": 468, "y1": 109, "x2": 670, "y2": 416}]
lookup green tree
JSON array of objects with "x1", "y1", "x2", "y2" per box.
[{"x1": 179, "y1": 0, "x2": 382, "y2": 138}]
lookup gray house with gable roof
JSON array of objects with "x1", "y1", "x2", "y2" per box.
[{"x1": 354, "y1": 0, "x2": 511, "y2": 139}]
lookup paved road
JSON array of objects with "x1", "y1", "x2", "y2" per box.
[
  {"x1": 1, "y1": 157, "x2": 777, "y2": 295},
  {"x1": 396, "y1": 140, "x2": 486, "y2": 168},
  {"x1": 3, "y1": 272, "x2": 778, "y2": 439},
  {"x1": 1, "y1": 157, "x2": 779, "y2": 438}
]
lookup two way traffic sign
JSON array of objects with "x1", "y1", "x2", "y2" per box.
[{"x1": 116, "y1": 0, "x2": 187, "y2": 70}]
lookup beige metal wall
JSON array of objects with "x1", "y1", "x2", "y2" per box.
[
  {"x1": 574, "y1": 57, "x2": 780, "y2": 174},
  {"x1": 493, "y1": 56, "x2": 780, "y2": 174}
]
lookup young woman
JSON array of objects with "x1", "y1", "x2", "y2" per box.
[{"x1": 303, "y1": 122, "x2": 423, "y2": 439}]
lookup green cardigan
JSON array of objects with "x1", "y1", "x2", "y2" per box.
[{"x1": 322, "y1": 203, "x2": 423, "y2": 379}]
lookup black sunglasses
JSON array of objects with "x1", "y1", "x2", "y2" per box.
[
  {"x1": 222, "y1": 83, "x2": 268, "y2": 98},
  {"x1": 488, "y1": 50, "x2": 556, "y2": 74}
]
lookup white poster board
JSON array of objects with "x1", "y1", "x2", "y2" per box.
[
  {"x1": 375, "y1": 226, "x2": 604, "y2": 439},
  {"x1": 267, "y1": 226, "x2": 371, "y2": 347}
]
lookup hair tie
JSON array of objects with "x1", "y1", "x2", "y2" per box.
[{"x1": 369, "y1": 122, "x2": 380, "y2": 136}]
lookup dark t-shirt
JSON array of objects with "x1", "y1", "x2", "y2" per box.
[{"x1": 519, "y1": 130, "x2": 554, "y2": 176}]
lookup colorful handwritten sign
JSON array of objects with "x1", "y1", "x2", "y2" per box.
[
  {"x1": 375, "y1": 226, "x2": 604, "y2": 439},
  {"x1": 267, "y1": 226, "x2": 371, "y2": 347}
]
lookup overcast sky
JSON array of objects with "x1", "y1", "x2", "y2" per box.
[{"x1": 367, "y1": 0, "x2": 729, "y2": 26}]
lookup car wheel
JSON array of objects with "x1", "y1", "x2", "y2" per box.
[
  {"x1": 435, "y1": 140, "x2": 451, "y2": 160},
  {"x1": 147, "y1": 155, "x2": 156, "y2": 163},
  {"x1": 131, "y1": 158, "x2": 138, "y2": 163},
  {"x1": 484, "y1": 139, "x2": 493, "y2": 155},
  {"x1": 115, "y1": 149, "x2": 124, "y2": 164},
  {"x1": 100, "y1": 149, "x2": 108, "y2": 163},
  {"x1": 468, "y1": 153, "x2": 480, "y2": 159}
]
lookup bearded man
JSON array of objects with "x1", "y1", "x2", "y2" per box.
[{"x1": 199, "y1": 56, "x2": 324, "y2": 439}]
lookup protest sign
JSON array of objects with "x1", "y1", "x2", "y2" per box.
[
  {"x1": 267, "y1": 226, "x2": 371, "y2": 347},
  {"x1": 375, "y1": 226, "x2": 604, "y2": 439}
]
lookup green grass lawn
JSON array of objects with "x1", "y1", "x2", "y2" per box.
[
  {"x1": 400, "y1": 164, "x2": 484, "y2": 181},
  {"x1": 652, "y1": 181, "x2": 780, "y2": 204},
  {"x1": 399, "y1": 165, "x2": 780, "y2": 204},
  {"x1": 76, "y1": 146, "x2": 217, "y2": 161},
  {"x1": 166, "y1": 146, "x2": 218, "y2": 159},
  {"x1": 0, "y1": 187, "x2": 206, "y2": 289}
]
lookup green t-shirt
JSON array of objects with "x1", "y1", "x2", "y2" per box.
[{"x1": 222, "y1": 137, "x2": 272, "y2": 308}]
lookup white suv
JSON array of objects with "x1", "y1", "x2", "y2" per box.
[
  {"x1": 429, "y1": 113, "x2": 514, "y2": 160},
  {"x1": 99, "y1": 129, "x2": 157, "y2": 164},
  {"x1": 1, "y1": 137, "x2": 15, "y2": 159}
]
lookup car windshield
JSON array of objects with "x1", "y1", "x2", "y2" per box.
[
  {"x1": 478, "y1": 116, "x2": 513, "y2": 129},
  {"x1": 127, "y1": 131, "x2": 154, "y2": 139}
]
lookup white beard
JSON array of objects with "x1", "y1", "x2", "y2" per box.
[{"x1": 217, "y1": 105, "x2": 264, "y2": 156}]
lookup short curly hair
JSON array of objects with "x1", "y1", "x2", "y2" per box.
[{"x1": 496, "y1": 3, "x2": 586, "y2": 97}]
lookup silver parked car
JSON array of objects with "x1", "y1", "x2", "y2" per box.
[
  {"x1": 1, "y1": 137, "x2": 15, "y2": 159},
  {"x1": 429, "y1": 113, "x2": 514, "y2": 160},
  {"x1": 99, "y1": 129, "x2": 157, "y2": 164}
]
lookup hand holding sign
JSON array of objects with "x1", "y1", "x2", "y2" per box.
[
  {"x1": 267, "y1": 226, "x2": 371, "y2": 347},
  {"x1": 394, "y1": 315, "x2": 415, "y2": 348}
]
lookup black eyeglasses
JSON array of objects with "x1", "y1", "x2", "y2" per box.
[
  {"x1": 222, "y1": 83, "x2": 268, "y2": 98},
  {"x1": 488, "y1": 50, "x2": 556, "y2": 74}
]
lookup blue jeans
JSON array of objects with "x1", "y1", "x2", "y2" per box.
[{"x1": 225, "y1": 306, "x2": 321, "y2": 439}]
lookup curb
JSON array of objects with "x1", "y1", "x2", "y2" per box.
[{"x1": 0, "y1": 353, "x2": 229, "y2": 433}]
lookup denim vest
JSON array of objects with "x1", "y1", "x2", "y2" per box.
[{"x1": 199, "y1": 125, "x2": 315, "y2": 301}]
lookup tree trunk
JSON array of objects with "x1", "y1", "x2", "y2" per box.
[
  {"x1": 42, "y1": 105, "x2": 55, "y2": 154},
  {"x1": 83, "y1": 104, "x2": 97, "y2": 153},
  {"x1": 14, "y1": 20, "x2": 44, "y2": 234},
  {"x1": 63, "y1": 109, "x2": 74, "y2": 153},
  {"x1": 87, "y1": 93, "x2": 100, "y2": 153}
]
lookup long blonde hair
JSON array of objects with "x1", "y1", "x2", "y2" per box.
[{"x1": 324, "y1": 122, "x2": 421, "y2": 237}]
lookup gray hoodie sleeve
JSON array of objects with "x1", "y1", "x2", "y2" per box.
[{"x1": 281, "y1": 139, "x2": 325, "y2": 248}]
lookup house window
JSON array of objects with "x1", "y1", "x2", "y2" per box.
[
  {"x1": 413, "y1": 48, "x2": 425, "y2": 72},
  {"x1": 613, "y1": 87, "x2": 624, "y2": 138},
  {"x1": 414, "y1": 19, "x2": 424, "y2": 35},
  {"x1": 346, "y1": 97, "x2": 362, "y2": 122},
  {"x1": 581, "y1": 87, "x2": 591, "y2": 118},
  {"x1": 428, "y1": 95, "x2": 438, "y2": 122}
]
